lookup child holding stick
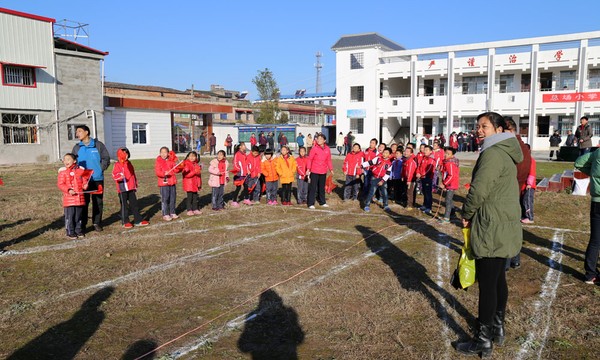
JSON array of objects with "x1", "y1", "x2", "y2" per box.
[
  {"x1": 155, "y1": 147, "x2": 183, "y2": 221},
  {"x1": 112, "y1": 148, "x2": 149, "y2": 228},
  {"x1": 208, "y1": 150, "x2": 229, "y2": 211},
  {"x1": 182, "y1": 151, "x2": 203, "y2": 216},
  {"x1": 57, "y1": 153, "x2": 91, "y2": 239}
]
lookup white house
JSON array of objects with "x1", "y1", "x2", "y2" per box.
[{"x1": 332, "y1": 31, "x2": 600, "y2": 150}]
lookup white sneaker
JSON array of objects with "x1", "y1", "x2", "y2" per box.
[
  {"x1": 309, "y1": 205, "x2": 315, "y2": 209},
  {"x1": 321, "y1": 203, "x2": 329, "y2": 208}
]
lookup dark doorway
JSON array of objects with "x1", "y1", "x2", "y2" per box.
[
  {"x1": 423, "y1": 118, "x2": 433, "y2": 136},
  {"x1": 424, "y1": 79, "x2": 434, "y2": 96},
  {"x1": 537, "y1": 116, "x2": 550, "y2": 136},
  {"x1": 540, "y1": 72, "x2": 553, "y2": 91}
]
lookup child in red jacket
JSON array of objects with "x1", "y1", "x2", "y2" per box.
[
  {"x1": 112, "y1": 148, "x2": 149, "y2": 228},
  {"x1": 57, "y1": 153, "x2": 90, "y2": 239},
  {"x1": 401, "y1": 147, "x2": 418, "y2": 209},
  {"x1": 245, "y1": 145, "x2": 262, "y2": 204},
  {"x1": 363, "y1": 147, "x2": 393, "y2": 212},
  {"x1": 438, "y1": 146, "x2": 460, "y2": 223},
  {"x1": 416, "y1": 145, "x2": 435, "y2": 214},
  {"x1": 155, "y1": 147, "x2": 183, "y2": 221},
  {"x1": 231, "y1": 142, "x2": 248, "y2": 207},
  {"x1": 521, "y1": 148, "x2": 536, "y2": 224},
  {"x1": 182, "y1": 151, "x2": 203, "y2": 216},
  {"x1": 343, "y1": 143, "x2": 364, "y2": 201},
  {"x1": 296, "y1": 146, "x2": 309, "y2": 204}
]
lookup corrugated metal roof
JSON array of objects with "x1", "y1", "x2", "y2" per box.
[
  {"x1": 331, "y1": 33, "x2": 405, "y2": 51},
  {"x1": 54, "y1": 38, "x2": 109, "y2": 56},
  {"x1": 104, "y1": 81, "x2": 188, "y2": 95}
]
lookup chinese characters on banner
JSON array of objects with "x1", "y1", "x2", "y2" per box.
[
  {"x1": 428, "y1": 60, "x2": 435, "y2": 69},
  {"x1": 554, "y1": 50, "x2": 563, "y2": 61},
  {"x1": 542, "y1": 92, "x2": 600, "y2": 103},
  {"x1": 508, "y1": 54, "x2": 517, "y2": 63},
  {"x1": 467, "y1": 57, "x2": 475, "y2": 67}
]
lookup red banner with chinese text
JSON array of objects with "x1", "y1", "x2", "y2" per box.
[{"x1": 542, "y1": 92, "x2": 600, "y2": 103}]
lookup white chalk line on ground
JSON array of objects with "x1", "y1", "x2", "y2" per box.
[
  {"x1": 434, "y1": 233, "x2": 452, "y2": 358},
  {"x1": 5, "y1": 211, "x2": 351, "y2": 318},
  {"x1": 524, "y1": 224, "x2": 588, "y2": 234},
  {"x1": 170, "y1": 229, "x2": 416, "y2": 358},
  {"x1": 516, "y1": 230, "x2": 565, "y2": 360}
]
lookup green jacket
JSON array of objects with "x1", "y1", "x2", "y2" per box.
[
  {"x1": 462, "y1": 133, "x2": 523, "y2": 259},
  {"x1": 574, "y1": 150, "x2": 600, "y2": 202}
]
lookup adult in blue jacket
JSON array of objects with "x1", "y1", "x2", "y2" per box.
[{"x1": 72, "y1": 125, "x2": 110, "y2": 232}]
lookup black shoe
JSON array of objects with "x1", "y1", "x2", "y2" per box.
[
  {"x1": 93, "y1": 224, "x2": 103, "y2": 232},
  {"x1": 455, "y1": 321, "x2": 493, "y2": 358},
  {"x1": 76, "y1": 233, "x2": 85, "y2": 239},
  {"x1": 511, "y1": 262, "x2": 521, "y2": 269},
  {"x1": 492, "y1": 311, "x2": 505, "y2": 346},
  {"x1": 66, "y1": 234, "x2": 77, "y2": 240}
]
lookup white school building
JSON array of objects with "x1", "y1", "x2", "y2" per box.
[{"x1": 332, "y1": 31, "x2": 600, "y2": 150}]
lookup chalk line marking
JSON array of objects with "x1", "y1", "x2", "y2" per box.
[
  {"x1": 524, "y1": 224, "x2": 587, "y2": 234},
  {"x1": 433, "y1": 233, "x2": 452, "y2": 357},
  {"x1": 312, "y1": 227, "x2": 359, "y2": 236},
  {"x1": 516, "y1": 230, "x2": 565, "y2": 360},
  {"x1": 5, "y1": 211, "x2": 350, "y2": 317},
  {"x1": 169, "y1": 229, "x2": 415, "y2": 358}
]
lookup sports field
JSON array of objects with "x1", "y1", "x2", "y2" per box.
[{"x1": 0, "y1": 157, "x2": 598, "y2": 359}]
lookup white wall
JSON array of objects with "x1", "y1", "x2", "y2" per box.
[{"x1": 104, "y1": 108, "x2": 172, "y2": 159}]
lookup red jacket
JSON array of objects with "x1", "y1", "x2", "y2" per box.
[
  {"x1": 432, "y1": 149, "x2": 444, "y2": 169},
  {"x1": 296, "y1": 156, "x2": 308, "y2": 179},
  {"x1": 57, "y1": 165, "x2": 89, "y2": 207},
  {"x1": 416, "y1": 152, "x2": 424, "y2": 168},
  {"x1": 371, "y1": 157, "x2": 393, "y2": 181},
  {"x1": 182, "y1": 160, "x2": 202, "y2": 192},
  {"x1": 112, "y1": 160, "x2": 138, "y2": 193},
  {"x1": 246, "y1": 153, "x2": 262, "y2": 178},
  {"x1": 442, "y1": 157, "x2": 460, "y2": 191},
  {"x1": 401, "y1": 155, "x2": 417, "y2": 182},
  {"x1": 417, "y1": 156, "x2": 436, "y2": 179},
  {"x1": 155, "y1": 155, "x2": 182, "y2": 186},
  {"x1": 343, "y1": 151, "x2": 364, "y2": 176},
  {"x1": 233, "y1": 150, "x2": 248, "y2": 177},
  {"x1": 363, "y1": 148, "x2": 378, "y2": 170},
  {"x1": 307, "y1": 144, "x2": 333, "y2": 175},
  {"x1": 525, "y1": 157, "x2": 537, "y2": 190}
]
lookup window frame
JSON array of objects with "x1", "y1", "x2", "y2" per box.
[
  {"x1": 350, "y1": 52, "x2": 364, "y2": 70},
  {"x1": 350, "y1": 86, "x2": 365, "y2": 102},
  {"x1": 1, "y1": 64, "x2": 37, "y2": 88},
  {"x1": 132, "y1": 122, "x2": 148, "y2": 145},
  {"x1": 349, "y1": 118, "x2": 364, "y2": 134},
  {"x1": 2, "y1": 113, "x2": 39, "y2": 144}
]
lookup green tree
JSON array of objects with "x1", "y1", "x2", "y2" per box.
[{"x1": 252, "y1": 68, "x2": 281, "y2": 124}]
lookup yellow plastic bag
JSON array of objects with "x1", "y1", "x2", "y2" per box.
[{"x1": 458, "y1": 227, "x2": 476, "y2": 289}]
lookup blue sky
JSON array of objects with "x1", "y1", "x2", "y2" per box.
[{"x1": 3, "y1": 1, "x2": 600, "y2": 99}]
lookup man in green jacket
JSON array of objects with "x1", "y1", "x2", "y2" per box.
[{"x1": 574, "y1": 150, "x2": 600, "y2": 284}]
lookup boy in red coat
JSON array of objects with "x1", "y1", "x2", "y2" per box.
[
  {"x1": 438, "y1": 146, "x2": 460, "y2": 223},
  {"x1": 416, "y1": 145, "x2": 435, "y2": 214},
  {"x1": 231, "y1": 142, "x2": 248, "y2": 207},
  {"x1": 245, "y1": 145, "x2": 262, "y2": 204},
  {"x1": 182, "y1": 150, "x2": 203, "y2": 216},
  {"x1": 343, "y1": 143, "x2": 364, "y2": 201},
  {"x1": 400, "y1": 147, "x2": 418, "y2": 209},
  {"x1": 363, "y1": 147, "x2": 393, "y2": 212},
  {"x1": 362, "y1": 138, "x2": 379, "y2": 197},
  {"x1": 113, "y1": 148, "x2": 150, "y2": 228},
  {"x1": 155, "y1": 147, "x2": 183, "y2": 221},
  {"x1": 57, "y1": 153, "x2": 90, "y2": 239}
]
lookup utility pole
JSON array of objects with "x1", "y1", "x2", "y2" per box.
[{"x1": 315, "y1": 51, "x2": 323, "y2": 106}]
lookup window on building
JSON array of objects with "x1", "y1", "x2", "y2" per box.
[
  {"x1": 559, "y1": 70, "x2": 576, "y2": 90},
  {"x1": 235, "y1": 112, "x2": 243, "y2": 121},
  {"x1": 2, "y1": 113, "x2": 38, "y2": 144},
  {"x1": 589, "y1": 69, "x2": 600, "y2": 89},
  {"x1": 350, "y1": 52, "x2": 364, "y2": 70},
  {"x1": 459, "y1": 117, "x2": 477, "y2": 131},
  {"x1": 132, "y1": 123, "x2": 147, "y2": 144},
  {"x1": 67, "y1": 124, "x2": 85, "y2": 141},
  {"x1": 521, "y1": 74, "x2": 531, "y2": 92},
  {"x1": 499, "y1": 74, "x2": 515, "y2": 93},
  {"x1": 2, "y1": 65, "x2": 36, "y2": 87},
  {"x1": 588, "y1": 117, "x2": 600, "y2": 136},
  {"x1": 519, "y1": 117, "x2": 529, "y2": 137},
  {"x1": 220, "y1": 113, "x2": 228, "y2": 120},
  {"x1": 439, "y1": 78, "x2": 448, "y2": 96},
  {"x1": 462, "y1": 76, "x2": 487, "y2": 94},
  {"x1": 558, "y1": 116, "x2": 574, "y2": 136},
  {"x1": 350, "y1": 118, "x2": 364, "y2": 134},
  {"x1": 350, "y1": 86, "x2": 364, "y2": 102}
]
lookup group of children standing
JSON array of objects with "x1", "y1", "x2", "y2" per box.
[{"x1": 342, "y1": 138, "x2": 460, "y2": 223}]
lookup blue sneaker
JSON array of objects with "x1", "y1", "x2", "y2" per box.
[
  {"x1": 424, "y1": 209, "x2": 432, "y2": 215},
  {"x1": 419, "y1": 206, "x2": 427, "y2": 211},
  {"x1": 383, "y1": 206, "x2": 391, "y2": 212},
  {"x1": 364, "y1": 206, "x2": 370, "y2": 212}
]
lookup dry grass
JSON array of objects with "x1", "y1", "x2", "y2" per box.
[{"x1": 0, "y1": 158, "x2": 599, "y2": 359}]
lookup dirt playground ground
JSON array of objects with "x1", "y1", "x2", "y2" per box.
[{"x1": 0, "y1": 157, "x2": 599, "y2": 359}]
